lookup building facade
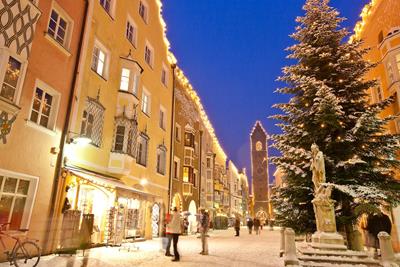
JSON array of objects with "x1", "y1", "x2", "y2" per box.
[
  {"x1": 170, "y1": 67, "x2": 201, "y2": 234},
  {"x1": 0, "y1": 0, "x2": 86, "y2": 254},
  {"x1": 228, "y1": 161, "x2": 242, "y2": 219},
  {"x1": 55, "y1": 0, "x2": 174, "y2": 249},
  {"x1": 352, "y1": 0, "x2": 400, "y2": 252},
  {"x1": 250, "y1": 121, "x2": 270, "y2": 224}
]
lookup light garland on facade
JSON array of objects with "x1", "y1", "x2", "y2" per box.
[
  {"x1": 350, "y1": 0, "x2": 379, "y2": 42},
  {"x1": 175, "y1": 67, "x2": 228, "y2": 160}
]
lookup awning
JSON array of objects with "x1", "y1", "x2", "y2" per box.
[{"x1": 65, "y1": 167, "x2": 160, "y2": 198}]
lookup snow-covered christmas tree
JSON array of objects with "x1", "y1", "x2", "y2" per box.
[{"x1": 271, "y1": 0, "x2": 400, "y2": 246}]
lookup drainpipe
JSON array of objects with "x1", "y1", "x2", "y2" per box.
[
  {"x1": 168, "y1": 63, "x2": 177, "y2": 211},
  {"x1": 43, "y1": 0, "x2": 90, "y2": 252},
  {"x1": 198, "y1": 130, "x2": 203, "y2": 206}
]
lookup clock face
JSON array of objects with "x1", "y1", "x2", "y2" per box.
[
  {"x1": 256, "y1": 141, "x2": 263, "y2": 151},
  {"x1": 257, "y1": 167, "x2": 264, "y2": 174}
]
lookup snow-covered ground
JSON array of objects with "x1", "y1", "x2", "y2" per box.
[{"x1": 0, "y1": 227, "x2": 284, "y2": 267}]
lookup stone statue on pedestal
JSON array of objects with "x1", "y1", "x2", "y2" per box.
[{"x1": 310, "y1": 143, "x2": 345, "y2": 248}]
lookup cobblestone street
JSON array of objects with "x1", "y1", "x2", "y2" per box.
[{"x1": 0, "y1": 228, "x2": 283, "y2": 267}]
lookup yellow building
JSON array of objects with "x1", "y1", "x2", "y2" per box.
[
  {"x1": 352, "y1": 0, "x2": 400, "y2": 252},
  {"x1": 54, "y1": 0, "x2": 174, "y2": 249}
]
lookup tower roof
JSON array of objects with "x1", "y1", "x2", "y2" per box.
[{"x1": 250, "y1": 121, "x2": 268, "y2": 137}]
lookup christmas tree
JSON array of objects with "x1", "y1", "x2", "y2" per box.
[{"x1": 271, "y1": 0, "x2": 400, "y2": 245}]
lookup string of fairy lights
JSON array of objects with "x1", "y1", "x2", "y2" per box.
[{"x1": 350, "y1": 0, "x2": 379, "y2": 42}]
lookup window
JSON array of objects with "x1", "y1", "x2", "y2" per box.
[
  {"x1": 378, "y1": 31, "x2": 384, "y2": 44},
  {"x1": 119, "y1": 67, "x2": 139, "y2": 95},
  {"x1": 396, "y1": 54, "x2": 400, "y2": 76},
  {"x1": 161, "y1": 65, "x2": 168, "y2": 86},
  {"x1": 47, "y1": 9, "x2": 68, "y2": 46},
  {"x1": 114, "y1": 125, "x2": 125, "y2": 152},
  {"x1": 120, "y1": 68, "x2": 130, "y2": 91},
  {"x1": 80, "y1": 97, "x2": 105, "y2": 147},
  {"x1": 137, "y1": 134, "x2": 149, "y2": 166},
  {"x1": 173, "y1": 158, "x2": 180, "y2": 179},
  {"x1": 193, "y1": 170, "x2": 197, "y2": 187},
  {"x1": 206, "y1": 157, "x2": 211, "y2": 168},
  {"x1": 139, "y1": 1, "x2": 148, "y2": 23},
  {"x1": 159, "y1": 106, "x2": 166, "y2": 130},
  {"x1": 184, "y1": 147, "x2": 194, "y2": 167},
  {"x1": 29, "y1": 83, "x2": 60, "y2": 130},
  {"x1": 100, "y1": 0, "x2": 112, "y2": 14},
  {"x1": 387, "y1": 62, "x2": 395, "y2": 84},
  {"x1": 156, "y1": 145, "x2": 167, "y2": 175},
  {"x1": 141, "y1": 90, "x2": 150, "y2": 115},
  {"x1": 144, "y1": 44, "x2": 153, "y2": 67},
  {"x1": 376, "y1": 86, "x2": 383, "y2": 102},
  {"x1": 126, "y1": 19, "x2": 137, "y2": 46},
  {"x1": 0, "y1": 56, "x2": 22, "y2": 102},
  {"x1": 184, "y1": 132, "x2": 195, "y2": 147},
  {"x1": 0, "y1": 173, "x2": 38, "y2": 231},
  {"x1": 175, "y1": 124, "x2": 181, "y2": 142},
  {"x1": 183, "y1": 167, "x2": 193, "y2": 183},
  {"x1": 91, "y1": 42, "x2": 109, "y2": 78}
]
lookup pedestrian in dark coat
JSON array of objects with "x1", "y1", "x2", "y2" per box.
[
  {"x1": 247, "y1": 218, "x2": 254, "y2": 234},
  {"x1": 234, "y1": 217, "x2": 241, "y2": 236},
  {"x1": 254, "y1": 217, "x2": 260, "y2": 235}
]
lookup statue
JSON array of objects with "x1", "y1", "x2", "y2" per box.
[{"x1": 310, "y1": 143, "x2": 326, "y2": 195}]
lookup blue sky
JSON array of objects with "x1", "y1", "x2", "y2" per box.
[{"x1": 163, "y1": 0, "x2": 371, "y2": 184}]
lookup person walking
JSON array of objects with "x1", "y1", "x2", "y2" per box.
[
  {"x1": 247, "y1": 218, "x2": 254, "y2": 234},
  {"x1": 199, "y1": 208, "x2": 210, "y2": 255},
  {"x1": 167, "y1": 207, "x2": 182, "y2": 262},
  {"x1": 164, "y1": 212, "x2": 173, "y2": 257},
  {"x1": 254, "y1": 217, "x2": 260, "y2": 235},
  {"x1": 234, "y1": 216, "x2": 241, "y2": 237}
]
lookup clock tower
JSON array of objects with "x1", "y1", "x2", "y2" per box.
[{"x1": 250, "y1": 121, "x2": 269, "y2": 221}]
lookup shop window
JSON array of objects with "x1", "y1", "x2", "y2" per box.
[
  {"x1": 156, "y1": 145, "x2": 167, "y2": 175},
  {"x1": 29, "y1": 81, "x2": 60, "y2": 130},
  {"x1": 80, "y1": 97, "x2": 105, "y2": 147},
  {"x1": 139, "y1": 1, "x2": 148, "y2": 23},
  {"x1": 0, "y1": 173, "x2": 38, "y2": 230},
  {"x1": 136, "y1": 133, "x2": 149, "y2": 166},
  {"x1": 0, "y1": 56, "x2": 23, "y2": 103}
]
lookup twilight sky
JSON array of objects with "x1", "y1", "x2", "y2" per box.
[{"x1": 163, "y1": 0, "x2": 371, "y2": 184}]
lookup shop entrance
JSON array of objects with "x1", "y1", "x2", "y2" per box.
[{"x1": 151, "y1": 204, "x2": 160, "y2": 237}]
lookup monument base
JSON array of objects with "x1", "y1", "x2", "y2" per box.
[{"x1": 311, "y1": 231, "x2": 347, "y2": 250}]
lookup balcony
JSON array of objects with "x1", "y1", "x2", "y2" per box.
[{"x1": 183, "y1": 182, "x2": 193, "y2": 196}]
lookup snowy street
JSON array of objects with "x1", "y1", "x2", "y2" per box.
[{"x1": 0, "y1": 227, "x2": 283, "y2": 267}]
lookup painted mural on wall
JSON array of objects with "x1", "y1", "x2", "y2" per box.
[
  {"x1": 0, "y1": 0, "x2": 41, "y2": 58},
  {"x1": 0, "y1": 111, "x2": 16, "y2": 144}
]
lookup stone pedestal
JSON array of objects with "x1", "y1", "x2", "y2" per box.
[
  {"x1": 284, "y1": 228, "x2": 299, "y2": 266},
  {"x1": 311, "y1": 197, "x2": 345, "y2": 249}
]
